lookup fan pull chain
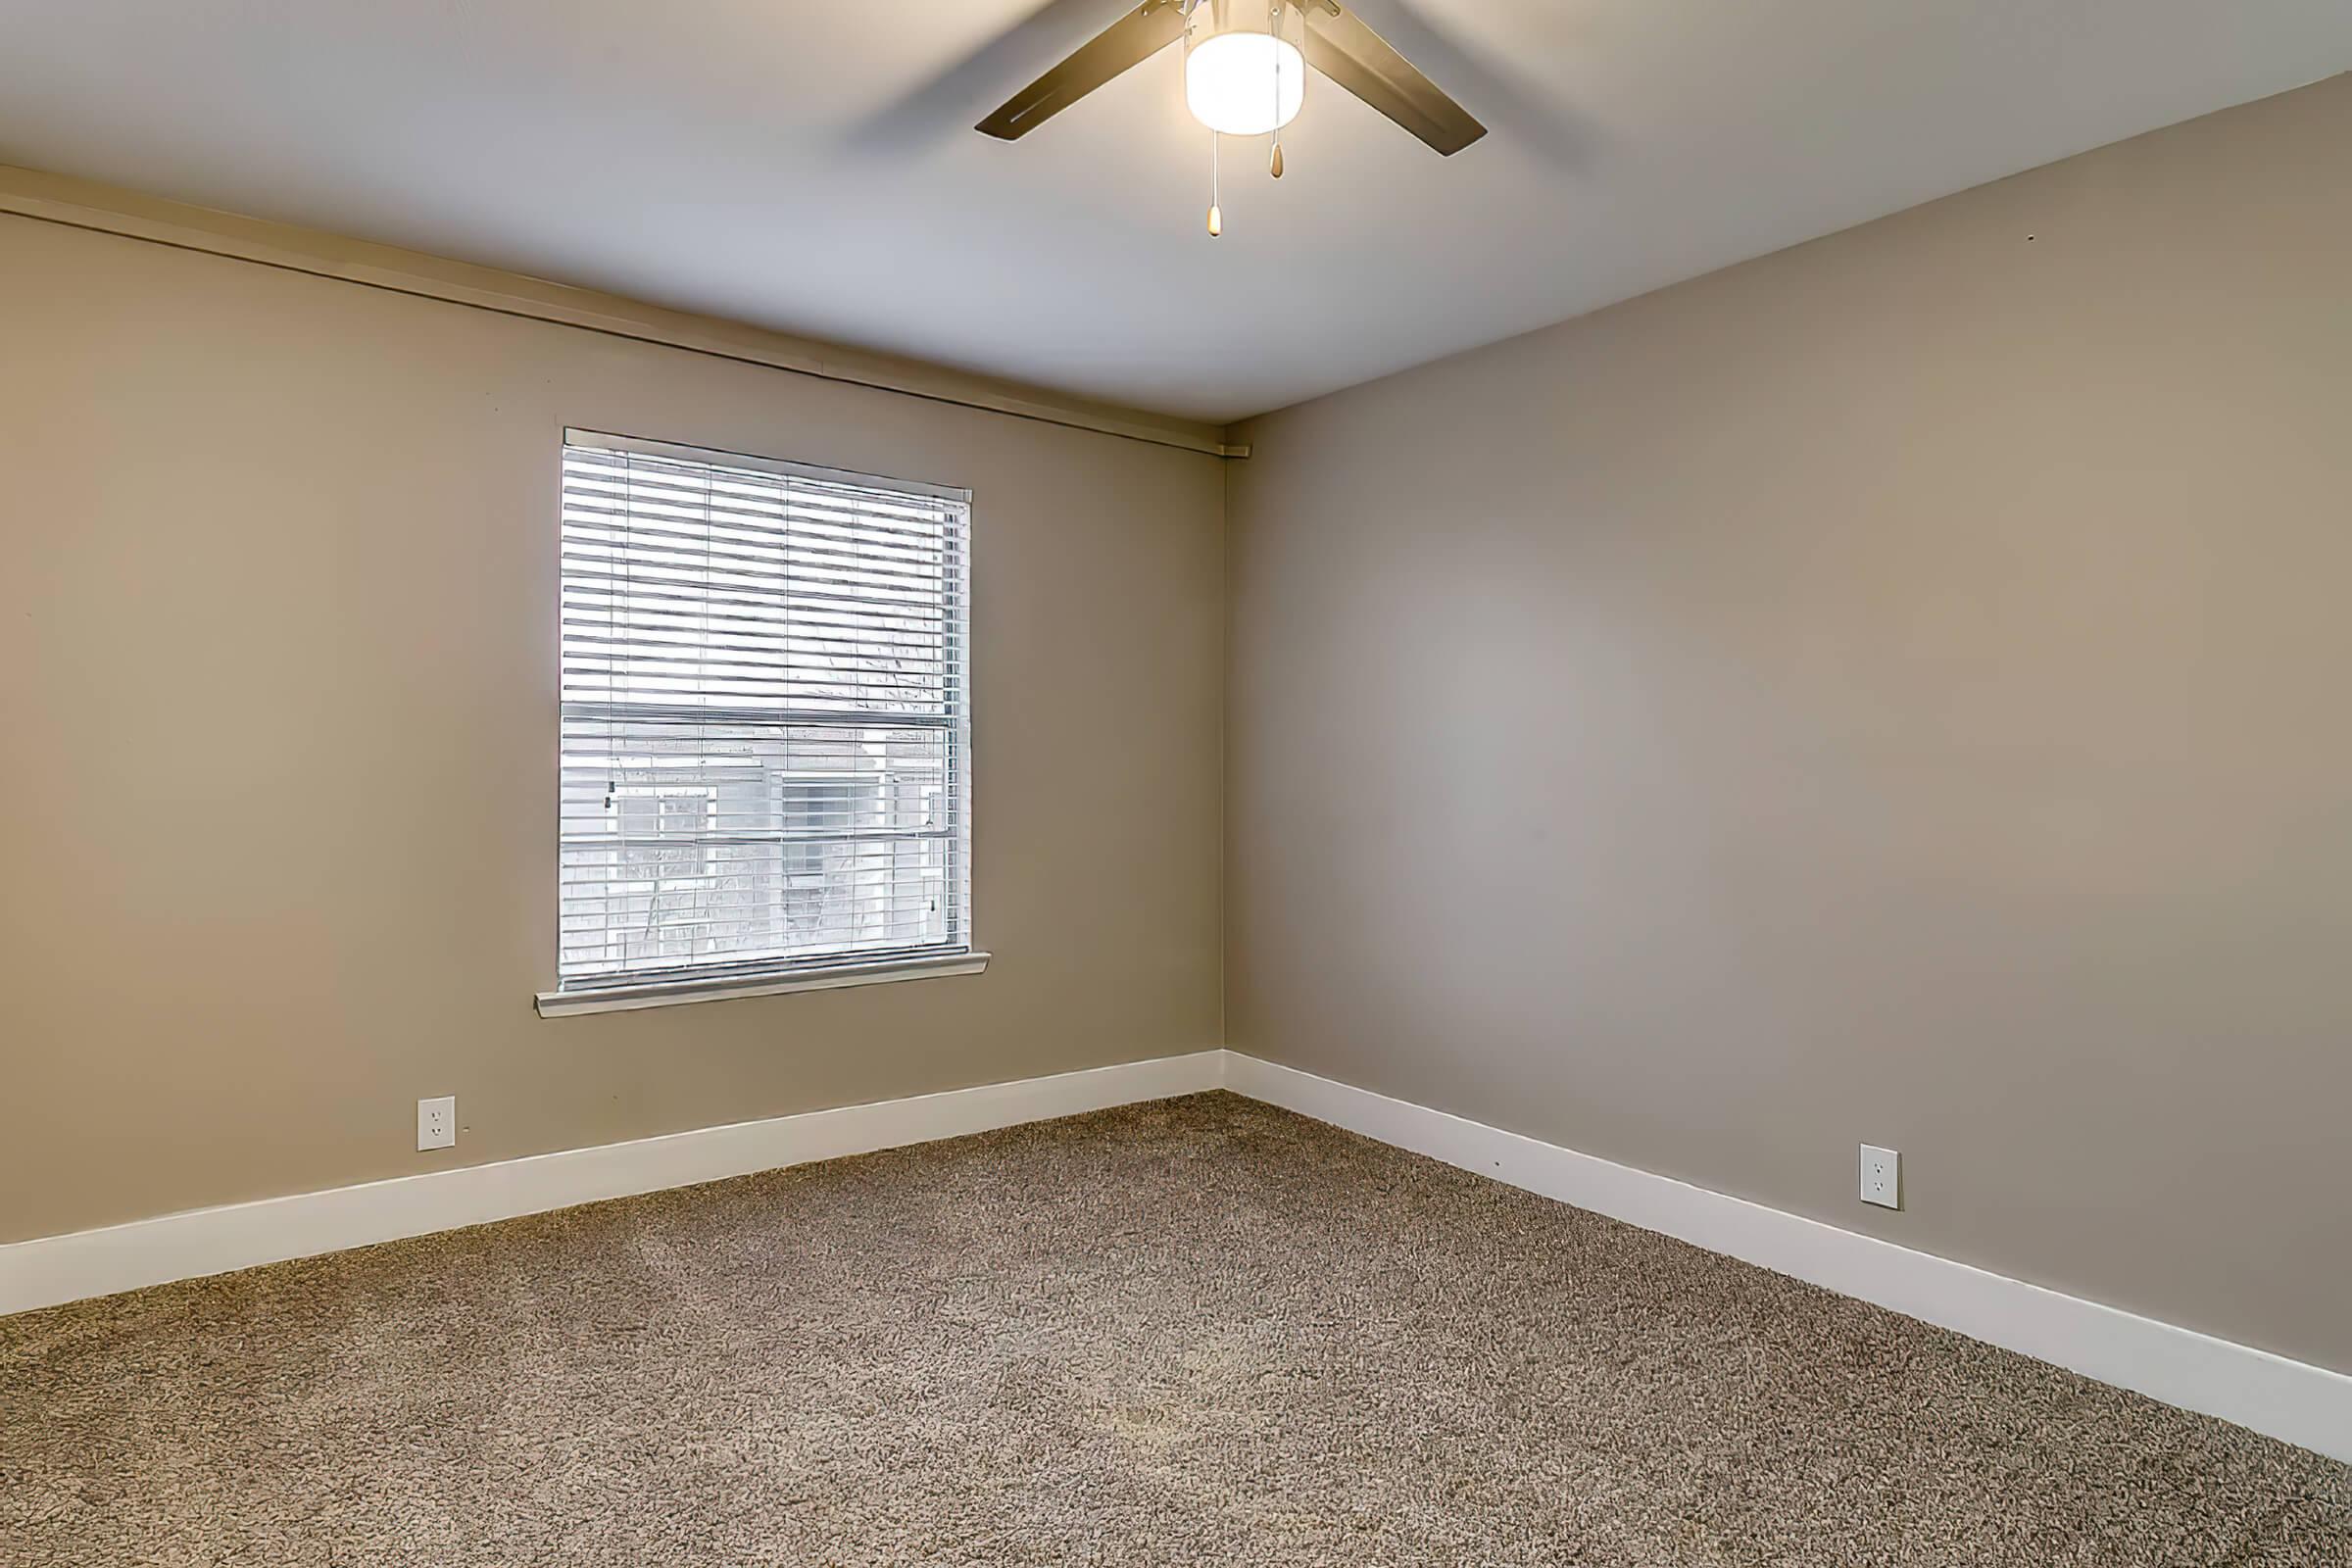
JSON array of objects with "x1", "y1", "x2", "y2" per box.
[
  {"x1": 1207, "y1": 129, "x2": 1223, "y2": 237},
  {"x1": 1269, "y1": 2, "x2": 1286, "y2": 178}
]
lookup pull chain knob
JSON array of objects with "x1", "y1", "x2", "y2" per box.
[{"x1": 1206, "y1": 128, "x2": 1223, "y2": 237}]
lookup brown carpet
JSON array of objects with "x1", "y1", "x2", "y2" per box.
[{"x1": 3, "y1": 1093, "x2": 2346, "y2": 1566}]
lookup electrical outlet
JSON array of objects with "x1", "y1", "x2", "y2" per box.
[
  {"x1": 417, "y1": 1096, "x2": 457, "y2": 1152},
  {"x1": 1860, "y1": 1144, "x2": 1900, "y2": 1209}
]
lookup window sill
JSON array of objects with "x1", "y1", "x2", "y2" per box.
[{"x1": 535, "y1": 951, "x2": 990, "y2": 1018}]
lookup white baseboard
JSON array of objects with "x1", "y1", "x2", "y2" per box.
[
  {"x1": 10, "y1": 1045, "x2": 2344, "y2": 1464},
  {"x1": 0, "y1": 1050, "x2": 1225, "y2": 1319},
  {"x1": 1221, "y1": 1052, "x2": 2352, "y2": 1464}
]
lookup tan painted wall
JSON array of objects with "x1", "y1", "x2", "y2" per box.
[
  {"x1": 0, "y1": 215, "x2": 1225, "y2": 1244},
  {"x1": 1225, "y1": 76, "x2": 2352, "y2": 1371}
]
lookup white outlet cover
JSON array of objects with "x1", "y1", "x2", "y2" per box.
[
  {"x1": 417, "y1": 1096, "x2": 457, "y2": 1152},
  {"x1": 1860, "y1": 1144, "x2": 1900, "y2": 1208}
]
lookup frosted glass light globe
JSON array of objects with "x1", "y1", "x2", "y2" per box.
[{"x1": 1185, "y1": 31, "x2": 1303, "y2": 137}]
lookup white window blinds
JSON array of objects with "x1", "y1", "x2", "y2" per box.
[{"x1": 557, "y1": 430, "x2": 971, "y2": 993}]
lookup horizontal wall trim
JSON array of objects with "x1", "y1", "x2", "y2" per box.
[
  {"x1": 0, "y1": 1049, "x2": 1224, "y2": 1318},
  {"x1": 1220, "y1": 1052, "x2": 2352, "y2": 1464},
  {"x1": 0, "y1": 163, "x2": 1247, "y2": 460},
  {"x1": 535, "y1": 951, "x2": 991, "y2": 1017},
  {"x1": 12, "y1": 1047, "x2": 2339, "y2": 1462}
]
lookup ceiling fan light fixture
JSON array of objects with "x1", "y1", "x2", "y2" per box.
[{"x1": 1184, "y1": 8, "x2": 1304, "y2": 138}]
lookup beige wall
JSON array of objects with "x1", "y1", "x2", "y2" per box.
[
  {"x1": 0, "y1": 215, "x2": 1224, "y2": 1243},
  {"x1": 1226, "y1": 76, "x2": 2352, "y2": 1371}
]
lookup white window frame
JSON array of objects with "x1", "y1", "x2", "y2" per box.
[{"x1": 537, "y1": 429, "x2": 984, "y2": 1018}]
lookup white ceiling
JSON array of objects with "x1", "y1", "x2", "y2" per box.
[{"x1": 2, "y1": 2, "x2": 2344, "y2": 423}]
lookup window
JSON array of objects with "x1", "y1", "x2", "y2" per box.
[{"x1": 544, "y1": 430, "x2": 975, "y2": 1012}]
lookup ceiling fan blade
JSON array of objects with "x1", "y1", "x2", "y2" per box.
[
  {"x1": 976, "y1": 1, "x2": 1188, "y2": 140},
  {"x1": 1302, "y1": 3, "x2": 1487, "y2": 155}
]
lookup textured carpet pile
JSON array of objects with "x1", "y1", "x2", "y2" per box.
[{"x1": 3, "y1": 1092, "x2": 2346, "y2": 1565}]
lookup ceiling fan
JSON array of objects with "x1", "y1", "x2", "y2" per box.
[{"x1": 976, "y1": 0, "x2": 1486, "y2": 234}]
